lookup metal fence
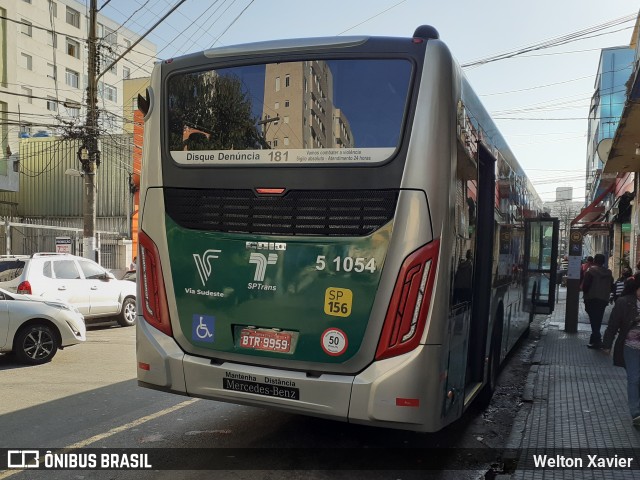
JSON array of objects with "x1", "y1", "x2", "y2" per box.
[{"x1": 0, "y1": 219, "x2": 128, "y2": 270}]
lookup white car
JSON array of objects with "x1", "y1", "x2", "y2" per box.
[
  {"x1": 0, "y1": 253, "x2": 137, "y2": 327},
  {"x1": 0, "y1": 288, "x2": 86, "y2": 365}
]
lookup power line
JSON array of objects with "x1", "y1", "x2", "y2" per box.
[
  {"x1": 337, "y1": 0, "x2": 407, "y2": 35},
  {"x1": 481, "y1": 63, "x2": 635, "y2": 97},
  {"x1": 462, "y1": 13, "x2": 636, "y2": 68},
  {"x1": 211, "y1": 0, "x2": 256, "y2": 47}
]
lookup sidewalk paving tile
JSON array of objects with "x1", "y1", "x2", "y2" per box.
[{"x1": 510, "y1": 287, "x2": 640, "y2": 480}]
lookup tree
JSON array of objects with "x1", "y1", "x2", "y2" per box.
[{"x1": 167, "y1": 72, "x2": 267, "y2": 151}]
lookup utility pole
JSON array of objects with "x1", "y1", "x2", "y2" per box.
[
  {"x1": 82, "y1": 0, "x2": 99, "y2": 261},
  {"x1": 80, "y1": 0, "x2": 186, "y2": 262}
]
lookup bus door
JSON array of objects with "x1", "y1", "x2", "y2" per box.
[
  {"x1": 466, "y1": 145, "x2": 495, "y2": 387},
  {"x1": 447, "y1": 140, "x2": 494, "y2": 413},
  {"x1": 524, "y1": 218, "x2": 559, "y2": 317}
]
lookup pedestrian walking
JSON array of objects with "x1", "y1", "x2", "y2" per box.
[
  {"x1": 582, "y1": 253, "x2": 613, "y2": 349},
  {"x1": 611, "y1": 266, "x2": 633, "y2": 304},
  {"x1": 580, "y1": 255, "x2": 594, "y2": 290},
  {"x1": 602, "y1": 277, "x2": 640, "y2": 425}
]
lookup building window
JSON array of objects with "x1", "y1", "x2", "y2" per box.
[
  {"x1": 66, "y1": 6, "x2": 80, "y2": 28},
  {"x1": 20, "y1": 53, "x2": 32, "y2": 70},
  {"x1": 48, "y1": 1, "x2": 57, "y2": 17},
  {"x1": 21, "y1": 19, "x2": 32, "y2": 36},
  {"x1": 65, "y1": 69, "x2": 79, "y2": 88},
  {"x1": 65, "y1": 101, "x2": 80, "y2": 117},
  {"x1": 23, "y1": 0, "x2": 31, "y2": 4},
  {"x1": 47, "y1": 63, "x2": 57, "y2": 79},
  {"x1": 66, "y1": 37, "x2": 80, "y2": 58},
  {"x1": 48, "y1": 31, "x2": 57, "y2": 47},
  {"x1": 284, "y1": 116, "x2": 289, "y2": 124},
  {"x1": 102, "y1": 25, "x2": 117, "y2": 45},
  {"x1": 21, "y1": 87, "x2": 33, "y2": 104},
  {"x1": 275, "y1": 102, "x2": 279, "y2": 110},
  {"x1": 273, "y1": 138, "x2": 278, "y2": 147},
  {"x1": 46, "y1": 97, "x2": 57, "y2": 111},
  {"x1": 19, "y1": 125, "x2": 31, "y2": 137},
  {"x1": 103, "y1": 84, "x2": 117, "y2": 102},
  {"x1": 285, "y1": 75, "x2": 290, "y2": 87},
  {"x1": 131, "y1": 96, "x2": 138, "y2": 111},
  {"x1": 284, "y1": 100, "x2": 290, "y2": 108},
  {"x1": 103, "y1": 55, "x2": 116, "y2": 75},
  {"x1": 123, "y1": 67, "x2": 130, "y2": 80},
  {"x1": 275, "y1": 77, "x2": 280, "y2": 92},
  {"x1": 284, "y1": 137, "x2": 289, "y2": 146}
]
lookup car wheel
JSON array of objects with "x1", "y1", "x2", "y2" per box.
[
  {"x1": 118, "y1": 297, "x2": 137, "y2": 327},
  {"x1": 14, "y1": 324, "x2": 59, "y2": 365}
]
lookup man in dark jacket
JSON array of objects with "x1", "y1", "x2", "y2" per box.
[
  {"x1": 582, "y1": 253, "x2": 614, "y2": 348},
  {"x1": 602, "y1": 277, "x2": 640, "y2": 424}
]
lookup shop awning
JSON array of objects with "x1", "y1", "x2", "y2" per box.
[{"x1": 571, "y1": 182, "x2": 615, "y2": 227}]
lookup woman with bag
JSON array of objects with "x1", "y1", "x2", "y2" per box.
[{"x1": 602, "y1": 277, "x2": 640, "y2": 425}]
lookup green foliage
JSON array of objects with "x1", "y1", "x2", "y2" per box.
[{"x1": 167, "y1": 72, "x2": 267, "y2": 151}]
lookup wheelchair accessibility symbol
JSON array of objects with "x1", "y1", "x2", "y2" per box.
[{"x1": 192, "y1": 315, "x2": 215, "y2": 343}]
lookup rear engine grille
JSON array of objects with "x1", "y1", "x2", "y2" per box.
[{"x1": 164, "y1": 188, "x2": 399, "y2": 236}]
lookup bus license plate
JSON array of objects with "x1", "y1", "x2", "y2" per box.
[{"x1": 239, "y1": 329, "x2": 292, "y2": 353}]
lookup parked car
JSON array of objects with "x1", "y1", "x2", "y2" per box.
[
  {"x1": 0, "y1": 287, "x2": 85, "y2": 365},
  {"x1": 0, "y1": 253, "x2": 137, "y2": 327}
]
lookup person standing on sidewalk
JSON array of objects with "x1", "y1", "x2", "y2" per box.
[
  {"x1": 582, "y1": 253, "x2": 613, "y2": 349},
  {"x1": 580, "y1": 256, "x2": 594, "y2": 290},
  {"x1": 611, "y1": 266, "x2": 633, "y2": 304},
  {"x1": 602, "y1": 277, "x2": 640, "y2": 424}
]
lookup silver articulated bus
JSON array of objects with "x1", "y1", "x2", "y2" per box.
[{"x1": 135, "y1": 25, "x2": 558, "y2": 432}]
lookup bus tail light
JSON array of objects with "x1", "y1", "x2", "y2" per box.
[
  {"x1": 139, "y1": 230, "x2": 172, "y2": 337},
  {"x1": 375, "y1": 240, "x2": 439, "y2": 360}
]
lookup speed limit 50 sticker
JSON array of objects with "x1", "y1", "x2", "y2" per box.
[{"x1": 321, "y1": 328, "x2": 348, "y2": 356}]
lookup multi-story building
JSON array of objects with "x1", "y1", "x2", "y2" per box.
[
  {"x1": 574, "y1": 45, "x2": 635, "y2": 273},
  {"x1": 544, "y1": 187, "x2": 583, "y2": 257},
  {"x1": 262, "y1": 61, "x2": 354, "y2": 149},
  {"x1": 0, "y1": 0, "x2": 157, "y2": 155},
  {"x1": 602, "y1": 12, "x2": 640, "y2": 270}
]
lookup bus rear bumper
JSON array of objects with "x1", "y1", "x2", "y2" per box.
[
  {"x1": 350, "y1": 345, "x2": 446, "y2": 432},
  {"x1": 137, "y1": 320, "x2": 447, "y2": 430},
  {"x1": 137, "y1": 319, "x2": 352, "y2": 420}
]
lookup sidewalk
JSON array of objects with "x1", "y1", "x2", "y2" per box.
[{"x1": 503, "y1": 287, "x2": 640, "y2": 479}]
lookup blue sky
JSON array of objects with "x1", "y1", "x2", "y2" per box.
[{"x1": 102, "y1": 0, "x2": 638, "y2": 202}]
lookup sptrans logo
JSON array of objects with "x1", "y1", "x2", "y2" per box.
[
  {"x1": 246, "y1": 241, "x2": 283, "y2": 290},
  {"x1": 249, "y1": 253, "x2": 278, "y2": 282},
  {"x1": 193, "y1": 249, "x2": 221, "y2": 286}
]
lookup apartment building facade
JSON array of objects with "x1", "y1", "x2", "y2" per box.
[{"x1": 0, "y1": 0, "x2": 157, "y2": 156}]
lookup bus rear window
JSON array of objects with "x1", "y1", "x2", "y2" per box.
[{"x1": 166, "y1": 59, "x2": 412, "y2": 165}]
